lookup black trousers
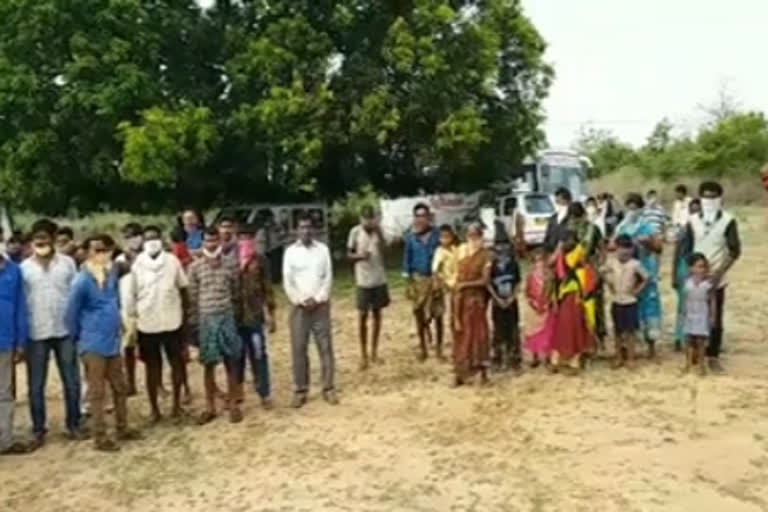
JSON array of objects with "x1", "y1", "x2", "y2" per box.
[
  {"x1": 706, "y1": 287, "x2": 726, "y2": 358},
  {"x1": 492, "y1": 302, "x2": 521, "y2": 367}
]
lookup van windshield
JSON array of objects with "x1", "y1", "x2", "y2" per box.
[{"x1": 524, "y1": 195, "x2": 555, "y2": 215}]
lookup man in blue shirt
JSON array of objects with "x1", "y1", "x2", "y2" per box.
[
  {"x1": 0, "y1": 246, "x2": 34, "y2": 455},
  {"x1": 402, "y1": 203, "x2": 441, "y2": 361},
  {"x1": 66, "y1": 235, "x2": 141, "y2": 452}
]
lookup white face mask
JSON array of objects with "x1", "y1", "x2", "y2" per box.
[
  {"x1": 33, "y1": 245, "x2": 53, "y2": 258},
  {"x1": 556, "y1": 203, "x2": 568, "y2": 221},
  {"x1": 203, "y1": 246, "x2": 222, "y2": 259},
  {"x1": 143, "y1": 239, "x2": 163, "y2": 256},
  {"x1": 700, "y1": 197, "x2": 722, "y2": 221}
]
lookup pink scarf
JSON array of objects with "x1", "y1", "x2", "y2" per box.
[{"x1": 238, "y1": 240, "x2": 256, "y2": 270}]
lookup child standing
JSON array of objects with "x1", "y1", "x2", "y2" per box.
[
  {"x1": 431, "y1": 224, "x2": 459, "y2": 361},
  {"x1": 683, "y1": 253, "x2": 715, "y2": 376},
  {"x1": 488, "y1": 241, "x2": 522, "y2": 371},
  {"x1": 602, "y1": 235, "x2": 649, "y2": 369},
  {"x1": 524, "y1": 249, "x2": 555, "y2": 367}
]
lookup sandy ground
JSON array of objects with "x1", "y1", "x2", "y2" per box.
[{"x1": 2, "y1": 210, "x2": 768, "y2": 512}]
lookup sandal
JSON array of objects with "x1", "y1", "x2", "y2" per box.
[
  {"x1": 229, "y1": 408, "x2": 244, "y2": 424},
  {"x1": 94, "y1": 438, "x2": 121, "y2": 452},
  {"x1": 116, "y1": 428, "x2": 143, "y2": 442},
  {"x1": 198, "y1": 411, "x2": 217, "y2": 425}
]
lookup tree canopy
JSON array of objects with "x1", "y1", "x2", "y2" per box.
[
  {"x1": 576, "y1": 110, "x2": 768, "y2": 183},
  {"x1": 0, "y1": 0, "x2": 553, "y2": 214}
]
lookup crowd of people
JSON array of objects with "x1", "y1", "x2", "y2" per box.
[
  {"x1": 0, "y1": 179, "x2": 741, "y2": 455},
  {"x1": 389, "y1": 180, "x2": 740, "y2": 383}
]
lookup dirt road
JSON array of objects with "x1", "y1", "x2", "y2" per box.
[{"x1": 2, "y1": 210, "x2": 767, "y2": 512}]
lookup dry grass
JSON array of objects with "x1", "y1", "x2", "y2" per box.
[
  {"x1": 590, "y1": 167, "x2": 766, "y2": 205},
  {"x1": 1, "y1": 209, "x2": 767, "y2": 511}
]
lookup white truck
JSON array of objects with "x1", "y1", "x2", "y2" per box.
[{"x1": 378, "y1": 148, "x2": 590, "y2": 246}]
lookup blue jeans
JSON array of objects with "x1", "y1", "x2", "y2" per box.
[
  {"x1": 237, "y1": 326, "x2": 271, "y2": 399},
  {"x1": 26, "y1": 337, "x2": 81, "y2": 435}
]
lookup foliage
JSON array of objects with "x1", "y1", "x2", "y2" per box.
[
  {"x1": 574, "y1": 126, "x2": 638, "y2": 178},
  {"x1": 577, "y1": 111, "x2": 768, "y2": 183},
  {"x1": 329, "y1": 185, "x2": 380, "y2": 254},
  {"x1": 0, "y1": 0, "x2": 553, "y2": 214}
]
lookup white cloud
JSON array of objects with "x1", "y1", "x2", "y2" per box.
[{"x1": 523, "y1": 0, "x2": 768, "y2": 147}]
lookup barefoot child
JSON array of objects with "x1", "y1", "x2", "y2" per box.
[
  {"x1": 488, "y1": 240, "x2": 522, "y2": 371},
  {"x1": 683, "y1": 253, "x2": 716, "y2": 375},
  {"x1": 524, "y1": 249, "x2": 555, "y2": 367},
  {"x1": 602, "y1": 234, "x2": 649, "y2": 369},
  {"x1": 431, "y1": 224, "x2": 459, "y2": 361}
]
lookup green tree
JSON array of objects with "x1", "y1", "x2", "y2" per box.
[
  {"x1": 574, "y1": 125, "x2": 638, "y2": 177},
  {"x1": 694, "y1": 111, "x2": 768, "y2": 177},
  {"x1": 1, "y1": 0, "x2": 553, "y2": 213}
]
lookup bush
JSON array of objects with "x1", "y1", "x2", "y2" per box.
[{"x1": 329, "y1": 185, "x2": 380, "y2": 256}]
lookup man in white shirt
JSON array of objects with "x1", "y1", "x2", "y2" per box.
[
  {"x1": 117, "y1": 222, "x2": 144, "y2": 396},
  {"x1": 283, "y1": 214, "x2": 337, "y2": 408},
  {"x1": 347, "y1": 206, "x2": 389, "y2": 371},
  {"x1": 123, "y1": 225, "x2": 189, "y2": 422},
  {"x1": 671, "y1": 184, "x2": 692, "y2": 229},
  {"x1": 21, "y1": 219, "x2": 80, "y2": 442}
]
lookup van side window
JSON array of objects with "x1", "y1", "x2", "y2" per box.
[{"x1": 503, "y1": 197, "x2": 518, "y2": 216}]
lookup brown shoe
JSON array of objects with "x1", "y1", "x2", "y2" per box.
[
  {"x1": 0, "y1": 440, "x2": 37, "y2": 455},
  {"x1": 116, "y1": 428, "x2": 143, "y2": 442},
  {"x1": 323, "y1": 390, "x2": 340, "y2": 406},
  {"x1": 94, "y1": 438, "x2": 121, "y2": 452},
  {"x1": 229, "y1": 408, "x2": 244, "y2": 424},
  {"x1": 291, "y1": 393, "x2": 308, "y2": 409},
  {"x1": 260, "y1": 397, "x2": 274, "y2": 410},
  {"x1": 198, "y1": 411, "x2": 217, "y2": 425},
  {"x1": 708, "y1": 358, "x2": 725, "y2": 374}
]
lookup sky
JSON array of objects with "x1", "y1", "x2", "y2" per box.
[{"x1": 522, "y1": 0, "x2": 767, "y2": 147}]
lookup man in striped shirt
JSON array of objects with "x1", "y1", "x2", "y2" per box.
[
  {"x1": 643, "y1": 190, "x2": 667, "y2": 236},
  {"x1": 187, "y1": 227, "x2": 243, "y2": 424}
]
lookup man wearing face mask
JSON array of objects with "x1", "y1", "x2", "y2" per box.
[
  {"x1": 217, "y1": 216, "x2": 239, "y2": 266},
  {"x1": 235, "y1": 224, "x2": 276, "y2": 408},
  {"x1": 21, "y1": 219, "x2": 80, "y2": 444},
  {"x1": 187, "y1": 227, "x2": 243, "y2": 424},
  {"x1": 117, "y1": 222, "x2": 143, "y2": 396},
  {"x1": 66, "y1": 235, "x2": 142, "y2": 451},
  {"x1": 123, "y1": 225, "x2": 188, "y2": 423},
  {"x1": 543, "y1": 187, "x2": 573, "y2": 253},
  {"x1": 676, "y1": 182, "x2": 741, "y2": 373},
  {"x1": 0, "y1": 234, "x2": 33, "y2": 455}
]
